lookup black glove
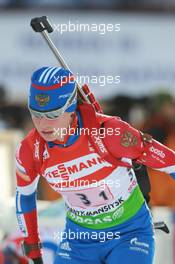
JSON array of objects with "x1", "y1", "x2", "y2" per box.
[
  {"x1": 21, "y1": 241, "x2": 43, "y2": 263},
  {"x1": 32, "y1": 257, "x2": 44, "y2": 264}
]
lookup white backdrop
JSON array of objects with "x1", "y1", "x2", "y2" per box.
[{"x1": 1, "y1": 10, "x2": 175, "y2": 102}]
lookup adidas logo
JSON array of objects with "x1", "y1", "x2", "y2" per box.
[{"x1": 60, "y1": 242, "x2": 72, "y2": 251}]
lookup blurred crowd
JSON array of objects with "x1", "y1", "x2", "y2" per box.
[
  {"x1": 0, "y1": 0, "x2": 175, "y2": 10},
  {"x1": 0, "y1": 84, "x2": 32, "y2": 133}
]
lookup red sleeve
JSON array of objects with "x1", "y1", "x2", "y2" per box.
[
  {"x1": 103, "y1": 117, "x2": 175, "y2": 177},
  {"x1": 15, "y1": 131, "x2": 43, "y2": 259}
]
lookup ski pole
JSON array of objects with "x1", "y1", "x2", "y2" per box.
[{"x1": 30, "y1": 16, "x2": 102, "y2": 113}]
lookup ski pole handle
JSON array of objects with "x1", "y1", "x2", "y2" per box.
[{"x1": 30, "y1": 16, "x2": 53, "y2": 33}]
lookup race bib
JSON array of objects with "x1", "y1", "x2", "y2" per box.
[{"x1": 61, "y1": 185, "x2": 114, "y2": 209}]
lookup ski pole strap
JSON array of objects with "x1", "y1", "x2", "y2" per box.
[{"x1": 82, "y1": 84, "x2": 103, "y2": 113}]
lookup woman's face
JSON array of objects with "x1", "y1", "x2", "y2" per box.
[{"x1": 31, "y1": 112, "x2": 73, "y2": 141}]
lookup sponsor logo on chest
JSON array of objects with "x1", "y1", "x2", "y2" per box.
[{"x1": 44, "y1": 153, "x2": 112, "y2": 182}]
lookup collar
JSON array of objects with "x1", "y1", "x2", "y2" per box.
[{"x1": 48, "y1": 111, "x2": 82, "y2": 148}]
